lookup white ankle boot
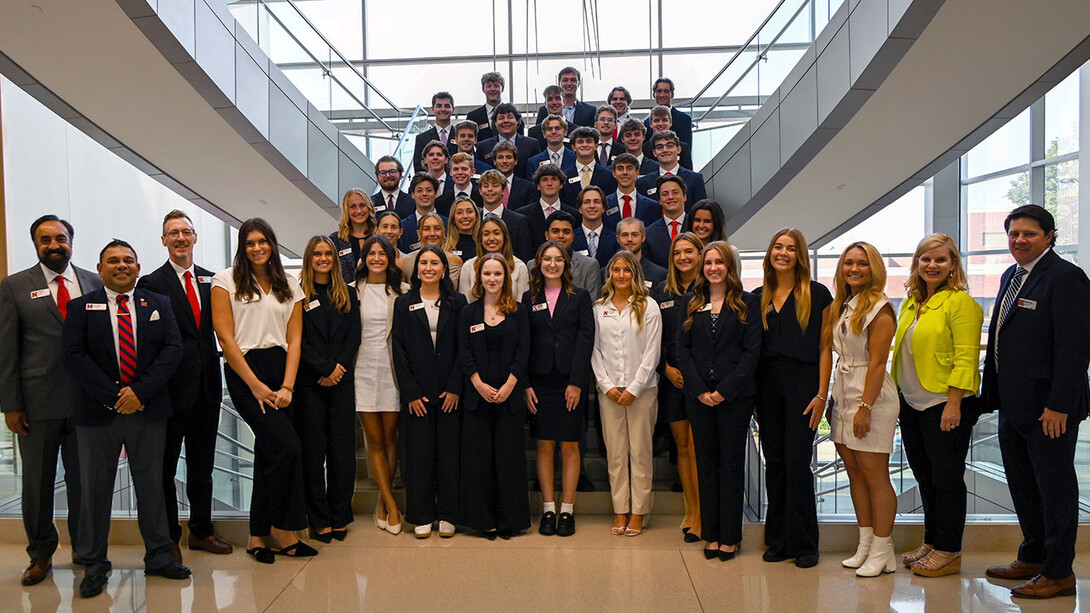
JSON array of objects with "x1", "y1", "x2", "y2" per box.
[
  {"x1": 842, "y1": 527, "x2": 874, "y2": 568},
  {"x1": 856, "y1": 535, "x2": 896, "y2": 577}
]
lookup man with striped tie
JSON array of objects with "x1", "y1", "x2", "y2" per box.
[{"x1": 62, "y1": 239, "x2": 187, "y2": 598}]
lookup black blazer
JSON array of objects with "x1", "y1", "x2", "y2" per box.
[
  {"x1": 413, "y1": 125, "x2": 455, "y2": 173},
  {"x1": 643, "y1": 217, "x2": 675, "y2": 268},
  {"x1": 981, "y1": 250, "x2": 1090, "y2": 422},
  {"x1": 528, "y1": 123, "x2": 575, "y2": 150},
  {"x1": 506, "y1": 176, "x2": 540, "y2": 210},
  {"x1": 299, "y1": 284, "x2": 361, "y2": 385},
  {"x1": 535, "y1": 101, "x2": 596, "y2": 127},
  {"x1": 326, "y1": 233, "x2": 359, "y2": 285},
  {"x1": 466, "y1": 105, "x2": 525, "y2": 142},
  {"x1": 635, "y1": 167, "x2": 708, "y2": 211},
  {"x1": 392, "y1": 290, "x2": 467, "y2": 404},
  {"x1": 373, "y1": 190, "x2": 415, "y2": 218},
  {"x1": 481, "y1": 207, "x2": 536, "y2": 263},
  {"x1": 675, "y1": 291, "x2": 762, "y2": 405},
  {"x1": 652, "y1": 282, "x2": 690, "y2": 374},
  {"x1": 62, "y1": 288, "x2": 183, "y2": 426},
  {"x1": 435, "y1": 183, "x2": 485, "y2": 216},
  {"x1": 513, "y1": 201, "x2": 583, "y2": 253},
  {"x1": 644, "y1": 108, "x2": 694, "y2": 160},
  {"x1": 521, "y1": 288, "x2": 594, "y2": 387},
  {"x1": 136, "y1": 262, "x2": 221, "y2": 412},
  {"x1": 458, "y1": 300, "x2": 530, "y2": 413},
  {"x1": 643, "y1": 139, "x2": 695, "y2": 171},
  {"x1": 477, "y1": 134, "x2": 542, "y2": 180}
]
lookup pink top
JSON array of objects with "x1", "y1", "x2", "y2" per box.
[{"x1": 544, "y1": 287, "x2": 562, "y2": 316}]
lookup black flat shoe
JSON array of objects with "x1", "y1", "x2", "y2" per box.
[
  {"x1": 273, "y1": 541, "x2": 318, "y2": 557},
  {"x1": 539, "y1": 511, "x2": 557, "y2": 536},
  {"x1": 704, "y1": 547, "x2": 719, "y2": 560},
  {"x1": 556, "y1": 513, "x2": 576, "y2": 537},
  {"x1": 684, "y1": 531, "x2": 702, "y2": 543},
  {"x1": 762, "y1": 548, "x2": 790, "y2": 563},
  {"x1": 795, "y1": 553, "x2": 820, "y2": 568},
  {"x1": 311, "y1": 530, "x2": 334, "y2": 544},
  {"x1": 330, "y1": 529, "x2": 348, "y2": 542},
  {"x1": 246, "y1": 546, "x2": 275, "y2": 564},
  {"x1": 482, "y1": 530, "x2": 498, "y2": 541},
  {"x1": 498, "y1": 530, "x2": 513, "y2": 540}
]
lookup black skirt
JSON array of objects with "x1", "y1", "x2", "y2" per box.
[
  {"x1": 658, "y1": 380, "x2": 687, "y2": 423},
  {"x1": 528, "y1": 371, "x2": 585, "y2": 441}
]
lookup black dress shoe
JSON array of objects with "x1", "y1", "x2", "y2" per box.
[
  {"x1": 556, "y1": 513, "x2": 575, "y2": 537},
  {"x1": 80, "y1": 574, "x2": 108, "y2": 598},
  {"x1": 538, "y1": 511, "x2": 557, "y2": 536},
  {"x1": 145, "y1": 561, "x2": 192, "y2": 580},
  {"x1": 795, "y1": 553, "x2": 820, "y2": 568},
  {"x1": 482, "y1": 530, "x2": 498, "y2": 541},
  {"x1": 498, "y1": 529, "x2": 513, "y2": 540},
  {"x1": 762, "y1": 548, "x2": 790, "y2": 563},
  {"x1": 246, "y1": 546, "x2": 275, "y2": 564},
  {"x1": 576, "y1": 475, "x2": 595, "y2": 492}
]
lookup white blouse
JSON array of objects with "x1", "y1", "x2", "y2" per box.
[
  {"x1": 212, "y1": 269, "x2": 304, "y2": 353},
  {"x1": 591, "y1": 296, "x2": 662, "y2": 398}
]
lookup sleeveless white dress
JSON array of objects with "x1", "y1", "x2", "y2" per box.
[
  {"x1": 829, "y1": 295, "x2": 898, "y2": 453},
  {"x1": 354, "y1": 284, "x2": 399, "y2": 412}
]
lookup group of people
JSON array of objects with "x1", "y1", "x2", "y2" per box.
[{"x1": 0, "y1": 69, "x2": 1085, "y2": 605}]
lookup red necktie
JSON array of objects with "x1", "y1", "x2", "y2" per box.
[
  {"x1": 502, "y1": 189, "x2": 510, "y2": 208},
  {"x1": 670, "y1": 221, "x2": 679, "y2": 240},
  {"x1": 184, "y1": 270, "x2": 201, "y2": 329},
  {"x1": 622, "y1": 195, "x2": 632, "y2": 218},
  {"x1": 387, "y1": 194, "x2": 394, "y2": 211},
  {"x1": 55, "y1": 275, "x2": 70, "y2": 319},
  {"x1": 665, "y1": 171, "x2": 673, "y2": 177},
  {"x1": 117, "y1": 295, "x2": 136, "y2": 385}
]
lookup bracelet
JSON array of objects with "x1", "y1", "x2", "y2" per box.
[
  {"x1": 815, "y1": 394, "x2": 827, "y2": 402},
  {"x1": 857, "y1": 400, "x2": 872, "y2": 412},
  {"x1": 280, "y1": 385, "x2": 294, "y2": 393}
]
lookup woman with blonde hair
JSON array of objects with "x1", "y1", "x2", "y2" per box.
[
  {"x1": 444, "y1": 197, "x2": 481, "y2": 261},
  {"x1": 676, "y1": 241, "x2": 761, "y2": 561},
  {"x1": 592, "y1": 250, "x2": 662, "y2": 537},
  {"x1": 402, "y1": 212, "x2": 463, "y2": 284},
  {"x1": 892, "y1": 233, "x2": 982, "y2": 577},
  {"x1": 827, "y1": 241, "x2": 899, "y2": 577},
  {"x1": 459, "y1": 214, "x2": 529, "y2": 300},
  {"x1": 330, "y1": 189, "x2": 375, "y2": 283}
]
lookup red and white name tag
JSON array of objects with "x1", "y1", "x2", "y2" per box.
[
  {"x1": 470, "y1": 323, "x2": 485, "y2": 333},
  {"x1": 197, "y1": 276, "x2": 212, "y2": 284},
  {"x1": 1017, "y1": 298, "x2": 1037, "y2": 310},
  {"x1": 85, "y1": 303, "x2": 107, "y2": 311},
  {"x1": 304, "y1": 299, "x2": 321, "y2": 311},
  {"x1": 532, "y1": 303, "x2": 548, "y2": 312},
  {"x1": 30, "y1": 289, "x2": 51, "y2": 299},
  {"x1": 338, "y1": 248, "x2": 352, "y2": 257},
  {"x1": 409, "y1": 303, "x2": 425, "y2": 312}
]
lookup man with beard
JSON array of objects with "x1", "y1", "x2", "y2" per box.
[
  {"x1": 0, "y1": 215, "x2": 102, "y2": 585},
  {"x1": 372, "y1": 156, "x2": 415, "y2": 218}
]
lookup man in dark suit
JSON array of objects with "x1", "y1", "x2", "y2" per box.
[
  {"x1": 593, "y1": 106, "x2": 621, "y2": 167},
  {"x1": 479, "y1": 169, "x2": 535, "y2": 262},
  {"x1": 644, "y1": 77, "x2": 693, "y2": 155},
  {"x1": 535, "y1": 67, "x2": 595, "y2": 128},
  {"x1": 526, "y1": 114, "x2": 576, "y2": 180},
  {"x1": 477, "y1": 104, "x2": 541, "y2": 180},
  {"x1": 420, "y1": 140, "x2": 455, "y2": 200},
  {"x1": 636, "y1": 131, "x2": 707, "y2": 211},
  {"x1": 515, "y1": 164, "x2": 581, "y2": 254},
  {"x1": 615, "y1": 218, "x2": 667, "y2": 285},
  {"x1": 562, "y1": 127, "x2": 618, "y2": 206},
  {"x1": 491, "y1": 141, "x2": 539, "y2": 210},
  {"x1": 466, "y1": 71, "x2": 523, "y2": 142},
  {"x1": 571, "y1": 185, "x2": 619, "y2": 268},
  {"x1": 528, "y1": 210, "x2": 601, "y2": 297},
  {"x1": 982, "y1": 205, "x2": 1090, "y2": 599},
  {"x1": 436, "y1": 152, "x2": 485, "y2": 215},
  {"x1": 645, "y1": 105, "x2": 695, "y2": 170},
  {"x1": 137, "y1": 211, "x2": 233, "y2": 563},
  {"x1": 617, "y1": 118, "x2": 660, "y2": 175},
  {"x1": 528, "y1": 86, "x2": 575, "y2": 148},
  {"x1": 372, "y1": 156, "x2": 414, "y2": 218},
  {"x1": 608, "y1": 86, "x2": 634, "y2": 139},
  {"x1": 63, "y1": 240, "x2": 189, "y2": 598},
  {"x1": 399, "y1": 174, "x2": 446, "y2": 253},
  {"x1": 605, "y1": 153, "x2": 661, "y2": 231},
  {"x1": 644, "y1": 175, "x2": 689, "y2": 268},
  {"x1": 0, "y1": 215, "x2": 102, "y2": 586},
  {"x1": 413, "y1": 92, "x2": 455, "y2": 173},
  {"x1": 450, "y1": 120, "x2": 493, "y2": 173}
]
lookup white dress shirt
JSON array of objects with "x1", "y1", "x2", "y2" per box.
[
  {"x1": 39, "y1": 262, "x2": 83, "y2": 304},
  {"x1": 169, "y1": 260, "x2": 202, "y2": 310},
  {"x1": 591, "y1": 296, "x2": 661, "y2": 398},
  {"x1": 104, "y1": 286, "x2": 137, "y2": 366}
]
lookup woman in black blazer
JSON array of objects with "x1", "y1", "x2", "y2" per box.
[
  {"x1": 391, "y1": 245, "x2": 468, "y2": 539},
  {"x1": 329, "y1": 189, "x2": 375, "y2": 283},
  {"x1": 522, "y1": 241, "x2": 594, "y2": 537},
  {"x1": 676, "y1": 240, "x2": 762, "y2": 562},
  {"x1": 297, "y1": 235, "x2": 362, "y2": 543},
  {"x1": 459, "y1": 253, "x2": 531, "y2": 539}
]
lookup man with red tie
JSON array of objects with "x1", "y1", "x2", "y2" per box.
[
  {"x1": 0, "y1": 215, "x2": 102, "y2": 586},
  {"x1": 138, "y1": 211, "x2": 233, "y2": 563},
  {"x1": 643, "y1": 175, "x2": 689, "y2": 268},
  {"x1": 63, "y1": 239, "x2": 187, "y2": 598}
]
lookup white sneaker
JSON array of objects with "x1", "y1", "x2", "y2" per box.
[
  {"x1": 438, "y1": 521, "x2": 456, "y2": 538},
  {"x1": 414, "y1": 524, "x2": 433, "y2": 539}
]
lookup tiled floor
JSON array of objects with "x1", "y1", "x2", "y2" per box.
[{"x1": 1, "y1": 516, "x2": 1087, "y2": 612}]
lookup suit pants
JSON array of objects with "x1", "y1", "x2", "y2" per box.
[
  {"x1": 162, "y1": 385, "x2": 221, "y2": 542},
  {"x1": 76, "y1": 417, "x2": 172, "y2": 577},
  {"x1": 403, "y1": 400, "x2": 461, "y2": 526},
  {"x1": 460, "y1": 403, "x2": 529, "y2": 533},
  {"x1": 295, "y1": 380, "x2": 357, "y2": 530},
  {"x1": 899, "y1": 394, "x2": 978, "y2": 552},
  {"x1": 999, "y1": 412, "x2": 1081, "y2": 579},
  {"x1": 688, "y1": 396, "x2": 753, "y2": 546},
  {"x1": 224, "y1": 347, "x2": 307, "y2": 535},
  {"x1": 599, "y1": 389, "x2": 658, "y2": 515},
  {"x1": 18, "y1": 417, "x2": 81, "y2": 560},
  {"x1": 755, "y1": 358, "x2": 819, "y2": 557}
]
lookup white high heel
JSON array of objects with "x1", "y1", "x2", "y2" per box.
[
  {"x1": 856, "y1": 535, "x2": 897, "y2": 577},
  {"x1": 842, "y1": 526, "x2": 874, "y2": 568}
]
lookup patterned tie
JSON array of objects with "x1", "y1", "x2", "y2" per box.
[
  {"x1": 551, "y1": 151, "x2": 560, "y2": 166},
  {"x1": 994, "y1": 266, "x2": 1027, "y2": 369},
  {"x1": 546, "y1": 205, "x2": 556, "y2": 217},
  {"x1": 599, "y1": 143, "x2": 609, "y2": 166},
  {"x1": 581, "y1": 166, "x2": 591, "y2": 189},
  {"x1": 670, "y1": 221, "x2": 679, "y2": 240},
  {"x1": 55, "y1": 275, "x2": 70, "y2": 320},
  {"x1": 588, "y1": 231, "x2": 598, "y2": 258},
  {"x1": 439, "y1": 127, "x2": 448, "y2": 146},
  {"x1": 184, "y1": 270, "x2": 201, "y2": 329},
  {"x1": 622, "y1": 195, "x2": 632, "y2": 218},
  {"x1": 117, "y1": 295, "x2": 137, "y2": 385},
  {"x1": 502, "y1": 188, "x2": 510, "y2": 207}
]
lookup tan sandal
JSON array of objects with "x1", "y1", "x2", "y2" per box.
[
  {"x1": 911, "y1": 550, "x2": 961, "y2": 577},
  {"x1": 902, "y1": 543, "x2": 933, "y2": 568}
]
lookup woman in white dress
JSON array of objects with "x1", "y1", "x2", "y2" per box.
[
  {"x1": 459, "y1": 215, "x2": 529, "y2": 301},
  {"x1": 827, "y1": 241, "x2": 899, "y2": 577},
  {"x1": 354, "y1": 234, "x2": 408, "y2": 535}
]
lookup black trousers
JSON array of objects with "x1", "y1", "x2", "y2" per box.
[
  {"x1": 402, "y1": 401, "x2": 462, "y2": 525},
  {"x1": 224, "y1": 347, "x2": 307, "y2": 535},
  {"x1": 999, "y1": 412, "x2": 1081, "y2": 579},
  {"x1": 295, "y1": 380, "x2": 357, "y2": 530},
  {"x1": 18, "y1": 416, "x2": 80, "y2": 560},
  {"x1": 755, "y1": 358, "x2": 818, "y2": 557},
  {"x1": 162, "y1": 383, "x2": 221, "y2": 542},
  {"x1": 460, "y1": 404, "x2": 529, "y2": 533},
  {"x1": 899, "y1": 394, "x2": 977, "y2": 552},
  {"x1": 76, "y1": 418, "x2": 172, "y2": 577},
  {"x1": 687, "y1": 396, "x2": 753, "y2": 545}
]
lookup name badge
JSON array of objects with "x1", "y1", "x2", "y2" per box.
[
  {"x1": 410, "y1": 242, "x2": 422, "y2": 251},
  {"x1": 85, "y1": 303, "x2": 107, "y2": 311},
  {"x1": 532, "y1": 302, "x2": 548, "y2": 312},
  {"x1": 644, "y1": 280, "x2": 653, "y2": 288},
  {"x1": 30, "y1": 289, "x2": 51, "y2": 300},
  {"x1": 452, "y1": 250, "x2": 462, "y2": 257},
  {"x1": 605, "y1": 206, "x2": 619, "y2": 216},
  {"x1": 647, "y1": 187, "x2": 658, "y2": 195},
  {"x1": 539, "y1": 160, "x2": 549, "y2": 167},
  {"x1": 471, "y1": 174, "x2": 481, "y2": 180},
  {"x1": 568, "y1": 176, "x2": 582, "y2": 184},
  {"x1": 373, "y1": 203, "x2": 387, "y2": 212},
  {"x1": 338, "y1": 247, "x2": 352, "y2": 257},
  {"x1": 470, "y1": 323, "x2": 485, "y2": 333},
  {"x1": 197, "y1": 276, "x2": 212, "y2": 284},
  {"x1": 1017, "y1": 298, "x2": 1037, "y2": 310},
  {"x1": 575, "y1": 249, "x2": 589, "y2": 256},
  {"x1": 700, "y1": 303, "x2": 712, "y2": 312},
  {"x1": 304, "y1": 299, "x2": 321, "y2": 311},
  {"x1": 409, "y1": 302, "x2": 425, "y2": 312},
  {"x1": 660, "y1": 300, "x2": 674, "y2": 309}
]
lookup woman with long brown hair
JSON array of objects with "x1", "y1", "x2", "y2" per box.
[
  {"x1": 444, "y1": 196, "x2": 481, "y2": 261},
  {"x1": 402, "y1": 212, "x2": 463, "y2": 284},
  {"x1": 458, "y1": 214, "x2": 529, "y2": 300},
  {"x1": 330, "y1": 189, "x2": 375, "y2": 283}
]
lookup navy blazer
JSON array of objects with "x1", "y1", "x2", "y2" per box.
[
  {"x1": 613, "y1": 155, "x2": 661, "y2": 176},
  {"x1": 521, "y1": 288, "x2": 594, "y2": 386},
  {"x1": 674, "y1": 291, "x2": 762, "y2": 405},
  {"x1": 644, "y1": 108, "x2": 694, "y2": 158},
  {"x1": 457, "y1": 300, "x2": 530, "y2": 413},
  {"x1": 604, "y1": 193, "x2": 661, "y2": 231},
  {"x1": 299, "y1": 284, "x2": 361, "y2": 385},
  {"x1": 392, "y1": 290, "x2": 467, "y2": 404},
  {"x1": 413, "y1": 126, "x2": 455, "y2": 173},
  {"x1": 535, "y1": 100, "x2": 596, "y2": 127},
  {"x1": 62, "y1": 288, "x2": 183, "y2": 426},
  {"x1": 981, "y1": 250, "x2": 1090, "y2": 423},
  {"x1": 477, "y1": 135, "x2": 542, "y2": 180},
  {"x1": 643, "y1": 217, "x2": 677, "y2": 268},
  {"x1": 572, "y1": 226, "x2": 619, "y2": 268},
  {"x1": 562, "y1": 165, "x2": 618, "y2": 206},
  {"x1": 136, "y1": 262, "x2": 220, "y2": 412},
  {"x1": 525, "y1": 147, "x2": 576, "y2": 180},
  {"x1": 466, "y1": 105, "x2": 525, "y2": 142},
  {"x1": 528, "y1": 123, "x2": 575, "y2": 150},
  {"x1": 399, "y1": 212, "x2": 449, "y2": 253},
  {"x1": 643, "y1": 139, "x2": 695, "y2": 171},
  {"x1": 435, "y1": 183, "x2": 484, "y2": 217},
  {"x1": 513, "y1": 201, "x2": 583, "y2": 254},
  {"x1": 506, "y1": 176, "x2": 540, "y2": 210},
  {"x1": 373, "y1": 190, "x2": 415, "y2": 218},
  {"x1": 635, "y1": 167, "x2": 707, "y2": 211}
]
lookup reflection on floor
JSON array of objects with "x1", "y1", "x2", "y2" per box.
[{"x1": 0, "y1": 515, "x2": 1086, "y2": 612}]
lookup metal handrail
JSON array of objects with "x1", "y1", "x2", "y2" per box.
[{"x1": 688, "y1": 0, "x2": 790, "y2": 106}]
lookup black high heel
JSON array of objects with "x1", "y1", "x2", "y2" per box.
[
  {"x1": 330, "y1": 529, "x2": 348, "y2": 542},
  {"x1": 703, "y1": 546, "x2": 719, "y2": 560}
]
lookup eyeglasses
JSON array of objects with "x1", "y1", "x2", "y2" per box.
[
  {"x1": 597, "y1": 117, "x2": 616, "y2": 124},
  {"x1": 653, "y1": 142, "x2": 678, "y2": 150},
  {"x1": 165, "y1": 229, "x2": 195, "y2": 238},
  {"x1": 377, "y1": 169, "x2": 400, "y2": 178}
]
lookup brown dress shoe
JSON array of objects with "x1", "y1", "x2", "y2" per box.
[
  {"x1": 170, "y1": 544, "x2": 183, "y2": 565},
  {"x1": 188, "y1": 534, "x2": 234, "y2": 554},
  {"x1": 1011, "y1": 574, "x2": 1076, "y2": 599},
  {"x1": 985, "y1": 560, "x2": 1044, "y2": 580},
  {"x1": 21, "y1": 558, "x2": 52, "y2": 586}
]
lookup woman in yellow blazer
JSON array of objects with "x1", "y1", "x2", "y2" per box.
[{"x1": 891, "y1": 233, "x2": 982, "y2": 578}]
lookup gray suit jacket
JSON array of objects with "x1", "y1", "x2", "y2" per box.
[
  {"x1": 528, "y1": 252, "x2": 602, "y2": 300},
  {"x1": 0, "y1": 264, "x2": 103, "y2": 420}
]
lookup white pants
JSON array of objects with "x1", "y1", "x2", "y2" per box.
[{"x1": 599, "y1": 388, "x2": 658, "y2": 515}]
